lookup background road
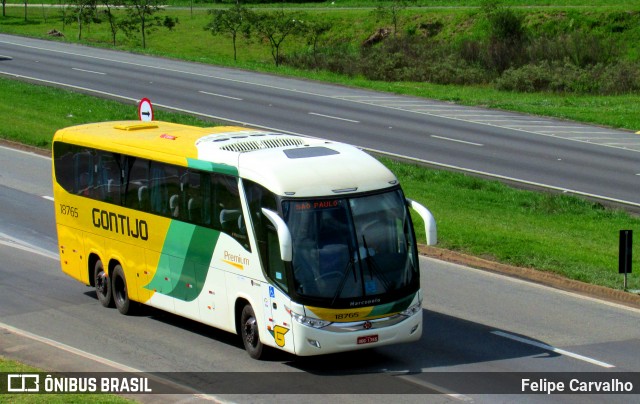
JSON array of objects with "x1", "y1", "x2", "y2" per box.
[
  {"x1": 1, "y1": 146, "x2": 639, "y2": 403},
  {"x1": 2, "y1": 34, "x2": 640, "y2": 208}
]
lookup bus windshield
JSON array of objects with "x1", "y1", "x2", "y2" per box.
[{"x1": 282, "y1": 189, "x2": 419, "y2": 306}]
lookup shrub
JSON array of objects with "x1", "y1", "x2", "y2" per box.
[{"x1": 495, "y1": 60, "x2": 640, "y2": 94}]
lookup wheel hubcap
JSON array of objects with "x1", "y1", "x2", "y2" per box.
[
  {"x1": 244, "y1": 318, "x2": 257, "y2": 346},
  {"x1": 96, "y1": 272, "x2": 107, "y2": 295}
]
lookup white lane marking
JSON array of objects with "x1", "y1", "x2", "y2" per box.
[
  {"x1": 0, "y1": 232, "x2": 59, "y2": 260},
  {"x1": 0, "y1": 145, "x2": 50, "y2": 160},
  {"x1": 538, "y1": 130, "x2": 622, "y2": 134},
  {"x1": 308, "y1": 112, "x2": 359, "y2": 123},
  {"x1": 431, "y1": 135, "x2": 483, "y2": 146},
  {"x1": 391, "y1": 373, "x2": 472, "y2": 401},
  {"x1": 479, "y1": 120, "x2": 552, "y2": 123},
  {"x1": 199, "y1": 90, "x2": 242, "y2": 101},
  {"x1": 574, "y1": 137, "x2": 640, "y2": 140},
  {"x1": 421, "y1": 256, "x2": 640, "y2": 314},
  {"x1": 71, "y1": 67, "x2": 106, "y2": 75},
  {"x1": 377, "y1": 103, "x2": 435, "y2": 108},
  {"x1": 491, "y1": 330, "x2": 616, "y2": 368},
  {"x1": 335, "y1": 95, "x2": 401, "y2": 99},
  {"x1": 0, "y1": 321, "x2": 143, "y2": 372},
  {"x1": 413, "y1": 109, "x2": 472, "y2": 112},
  {"x1": 0, "y1": 322, "x2": 224, "y2": 402},
  {"x1": 42, "y1": 195, "x2": 54, "y2": 201},
  {"x1": 369, "y1": 147, "x2": 640, "y2": 209}
]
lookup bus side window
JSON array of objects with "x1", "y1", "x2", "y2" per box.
[
  {"x1": 124, "y1": 157, "x2": 149, "y2": 211},
  {"x1": 97, "y1": 152, "x2": 122, "y2": 205},
  {"x1": 53, "y1": 142, "x2": 76, "y2": 194},
  {"x1": 148, "y1": 161, "x2": 186, "y2": 219},
  {"x1": 214, "y1": 175, "x2": 250, "y2": 252},
  {"x1": 185, "y1": 171, "x2": 201, "y2": 223},
  {"x1": 243, "y1": 180, "x2": 287, "y2": 291},
  {"x1": 72, "y1": 150, "x2": 94, "y2": 196}
]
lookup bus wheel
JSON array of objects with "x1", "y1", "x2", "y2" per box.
[
  {"x1": 240, "y1": 304, "x2": 263, "y2": 359},
  {"x1": 112, "y1": 265, "x2": 132, "y2": 315},
  {"x1": 94, "y1": 260, "x2": 113, "y2": 308}
]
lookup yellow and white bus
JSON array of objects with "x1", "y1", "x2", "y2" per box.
[{"x1": 52, "y1": 120, "x2": 437, "y2": 359}]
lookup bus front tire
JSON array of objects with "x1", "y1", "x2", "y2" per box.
[
  {"x1": 94, "y1": 260, "x2": 113, "y2": 308},
  {"x1": 240, "y1": 304, "x2": 264, "y2": 359},
  {"x1": 112, "y1": 264, "x2": 132, "y2": 315}
]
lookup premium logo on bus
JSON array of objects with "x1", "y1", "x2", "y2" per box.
[
  {"x1": 223, "y1": 250, "x2": 250, "y2": 270},
  {"x1": 91, "y1": 208, "x2": 149, "y2": 241}
]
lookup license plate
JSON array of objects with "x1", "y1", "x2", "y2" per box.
[{"x1": 357, "y1": 335, "x2": 378, "y2": 345}]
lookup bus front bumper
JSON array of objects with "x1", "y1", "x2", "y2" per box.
[{"x1": 291, "y1": 310, "x2": 422, "y2": 356}]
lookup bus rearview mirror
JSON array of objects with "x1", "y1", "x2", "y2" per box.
[
  {"x1": 261, "y1": 208, "x2": 293, "y2": 262},
  {"x1": 407, "y1": 198, "x2": 437, "y2": 246}
]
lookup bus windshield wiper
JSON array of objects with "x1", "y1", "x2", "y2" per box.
[
  {"x1": 330, "y1": 257, "x2": 356, "y2": 306},
  {"x1": 361, "y1": 235, "x2": 391, "y2": 291}
]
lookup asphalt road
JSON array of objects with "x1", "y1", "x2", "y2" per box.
[
  {"x1": 1, "y1": 34, "x2": 640, "y2": 208},
  {"x1": 1, "y1": 146, "x2": 639, "y2": 402}
]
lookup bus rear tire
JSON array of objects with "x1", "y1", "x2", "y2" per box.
[
  {"x1": 94, "y1": 260, "x2": 113, "y2": 308},
  {"x1": 240, "y1": 304, "x2": 264, "y2": 359},
  {"x1": 112, "y1": 264, "x2": 132, "y2": 315}
]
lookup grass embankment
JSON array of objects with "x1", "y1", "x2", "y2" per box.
[{"x1": 1, "y1": 77, "x2": 638, "y2": 292}]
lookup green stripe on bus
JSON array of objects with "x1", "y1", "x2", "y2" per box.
[
  {"x1": 144, "y1": 221, "x2": 219, "y2": 302},
  {"x1": 187, "y1": 158, "x2": 238, "y2": 176},
  {"x1": 369, "y1": 293, "x2": 416, "y2": 317}
]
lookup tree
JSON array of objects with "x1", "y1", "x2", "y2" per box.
[
  {"x1": 481, "y1": 1, "x2": 528, "y2": 72},
  {"x1": 250, "y1": 9, "x2": 303, "y2": 67},
  {"x1": 373, "y1": 0, "x2": 415, "y2": 38},
  {"x1": 301, "y1": 19, "x2": 332, "y2": 66},
  {"x1": 205, "y1": 4, "x2": 252, "y2": 62},
  {"x1": 69, "y1": 0, "x2": 97, "y2": 40},
  {"x1": 101, "y1": 0, "x2": 124, "y2": 46},
  {"x1": 121, "y1": 0, "x2": 164, "y2": 49}
]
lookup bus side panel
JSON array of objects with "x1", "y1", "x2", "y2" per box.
[
  {"x1": 198, "y1": 263, "x2": 232, "y2": 332},
  {"x1": 224, "y1": 272, "x2": 260, "y2": 335},
  {"x1": 105, "y1": 238, "x2": 145, "y2": 303},
  {"x1": 53, "y1": 183, "x2": 87, "y2": 283},
  {"x1": 57, "y1": 224, "x2": 85, "y2": 283},
  {"x1": 143, "y1": 249, "x2": 176, "y2": 313},
  {"x1": 173, "y1": 257, "x2": 200, "y2": 319},
  {"x1": 262, "y1": 284, "x2": 295, "y2": 354},
  {"x1": 82, "y1": 231, "x2": 105, "y2": 285}
]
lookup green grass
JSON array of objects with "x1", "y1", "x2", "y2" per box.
[
  {"x1": 4, "y1": 0, "x2": 640, "y2": 7},
  {"x1": 0, "y1": 79, "x2": 214, "y2": 148},
  {"x1": 389, "y1": 160, "x2": 640, "y2": 289},
  {"x1": 0, "y1": 357, "x2": 131, "y2": 403},
  {"x1": 0, "y1": 77, "x2": 638, "y2": 292}
]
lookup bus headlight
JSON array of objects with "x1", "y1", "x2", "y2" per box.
[
  {"x1": 291, "y1": 312, "x2": 331, "y2": 329},
  {"x1": 400, "y1": 302, "x2": 422, "y2": 317}
]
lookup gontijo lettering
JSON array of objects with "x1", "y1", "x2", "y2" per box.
[{"x1": 92, "y1": 208, "x2": 148, "y2": 240}]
